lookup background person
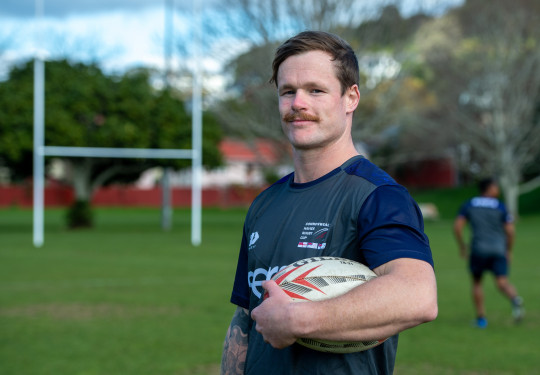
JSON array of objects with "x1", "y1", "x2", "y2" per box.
[
  {"x1": 220, "y1": 30, "x2": 438, "y2": 375},
  {"x1": 453, "y1": 177, "x2": 524, "y2": 328}
]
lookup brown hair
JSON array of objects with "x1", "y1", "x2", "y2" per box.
[{"x1": 270, "y1": 31, "x2": 359, "y2": 95}]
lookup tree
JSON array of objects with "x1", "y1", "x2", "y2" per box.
[
  {"x1": 208, "y1": 0, "x2": 395, "y2": 145},
  {"x1": 208, "y1": 0, "x2": 379, "y2": 45},
  {"x1": 413, "y1": 0, "x2": 540, "y2": 216},
  {"x1": 349, "y1": 5, "x2": 441, "y2": 165},
  {"x1": 0, "y1": 59, "x2": 222, "y2": 226},
  {"x1": 215, "y1": 43, "x2": 281, "y2": 140},
  {"x1": 210, "y1": 2, "x2": 443, "y2": 150}
]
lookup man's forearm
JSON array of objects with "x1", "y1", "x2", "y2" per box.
[
  {"x1": 253, "y1": 258, "x2": 437, "y2": 349},
  {"x1": 505, "y1": 223, "x2": 515, "y2": 253},
  {"x1": 290, "y1": 258, "x2": 438, "y2": 343},
  {"x1": 221, "y1": 307, "x2": 249, "y2": 375},
  {"x1": 453, "y1": 217, "x2": 467, "y2": 257}
]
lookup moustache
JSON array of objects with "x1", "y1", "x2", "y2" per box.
[{"x1": 282, "y1": 112, "x2": 320, "y2": 122}]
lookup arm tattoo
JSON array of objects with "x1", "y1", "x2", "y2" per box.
[{"x1": 220, "y1": 307, "x2": 249, "y2": 375}]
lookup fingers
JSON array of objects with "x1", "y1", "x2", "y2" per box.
[
  {"x1": 262, "y1": 280, "x2": 279, "y2": 300},
  {"x1": 262, "y1": 280, "x2": 278, "y2": 292},
  {"x1": 251, "y1": 279, "x2": 299, "y2": 349}
]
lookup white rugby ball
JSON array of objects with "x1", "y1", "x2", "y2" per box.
[{"x1": 271, "y1": 256, "x2": 386, "y2": 353}]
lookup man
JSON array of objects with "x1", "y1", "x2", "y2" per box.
[
  {"x1": 454, "y1": 177, "x2": 524, "y2": 328},
  {"x1": 220, "y1": 31, "x2": 438, "y2": 375}
]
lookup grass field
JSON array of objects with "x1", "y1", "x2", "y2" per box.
[{"x1": 0, "y1": 204, "x2": 538, "y2": 374}]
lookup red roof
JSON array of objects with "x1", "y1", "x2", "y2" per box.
[{"x1": 219, "y1": 138, "x2": 283, "y2": 165}]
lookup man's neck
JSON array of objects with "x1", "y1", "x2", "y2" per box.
[{"x1": 292, "y1": 143, "x2": 359, "y2": 184}]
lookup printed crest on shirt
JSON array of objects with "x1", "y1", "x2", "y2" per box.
[{"x1": 297, "y1": 222, "x2": 331, "y2": 250}]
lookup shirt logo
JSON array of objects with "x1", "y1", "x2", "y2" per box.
[
  {"x1": 471, "y1": 197, "x2": 499, "y2": 209},
  {"x1": 248, "y1": 265, "x2": 287, "y2": 298},
  {"x1": 297, "y1": 222, "x2": 330, "y2": 250},
  {"x1": 249, "y1": 232, "x2": 260, "y2": 250}
]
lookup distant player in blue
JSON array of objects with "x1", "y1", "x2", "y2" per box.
[
  {"x1": 453, "y1": 177, "x2": 524, "y2": 328},
  {"x1": 220, "y1": 31, "x2": 438, "y2": 375}
]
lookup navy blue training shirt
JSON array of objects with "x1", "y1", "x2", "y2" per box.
[
  {"x1": 457, "y1": 196, "x2": 512, "y2": 256},
  {"x1": 231, "y1": 155, "x2": 433, "y2": 375}
]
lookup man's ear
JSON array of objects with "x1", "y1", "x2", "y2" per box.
[{"x1": 346, "y1": 84, "x2": 360, "y2": 114}]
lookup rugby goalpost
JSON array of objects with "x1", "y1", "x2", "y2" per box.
[{"x1": 32, "y1": 0, "x2": 204, "y2": 247}]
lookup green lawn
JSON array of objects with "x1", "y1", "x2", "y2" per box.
[{"x1": 0, "y1": 206, "x2": 538, "y2": 374}]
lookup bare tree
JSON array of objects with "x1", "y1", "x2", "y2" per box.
[
  {"x1": 204, "y1": 0, "x2": 466, "y2": 168},
  {"x1": 207, "y1": 0, "x2": 383, "y2": 44},
  {"x1": 416, "y1": 0, "x2": 540, "y2": 216},
  {"x1": 207, "y1": 0, "x2": 401, "y2": 144},
  {"x1": 350, "y1": 5, "x2": 436, "y2": 155}
]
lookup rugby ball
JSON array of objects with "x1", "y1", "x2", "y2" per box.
[{"x1": 271, "y1": 256, "x2": 386, "y2": 353}]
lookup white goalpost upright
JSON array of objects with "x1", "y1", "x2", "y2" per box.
[
  {"x1": 191, "y1": 0, "x2": 203, "y2": 246},
  {"x1": 32, "y1": 0, "x2": 204, "y2": 247},
  {"x1": 32, "y1": 54, "x2": 45, "y2": 247}
]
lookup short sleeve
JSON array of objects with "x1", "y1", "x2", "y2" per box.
[
  {"x1": 457, "y1": 200, "x2": 470, "y2": 218},
  {"x1": 357, "y1": 185, "x2": 434, "y2": 269}
]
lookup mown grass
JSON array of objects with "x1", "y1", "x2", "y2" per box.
[
  {"x1": 0, "y1": 200, "x2": 538, "y2": 374},
  {"x1": 0, "y1": 208, "x2": 244, "y2": 375}
]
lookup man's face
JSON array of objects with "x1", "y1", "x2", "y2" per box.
[
  {"x1": 276, "y1": 50, "x2": 358, "y2": 151},
  {"x1": 487, "y1": 183, "x2": 500, "y2": 198}
]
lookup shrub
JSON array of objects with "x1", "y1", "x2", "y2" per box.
[{"x1": 66, "y1": 200, "x2": 93, "y2": 228}]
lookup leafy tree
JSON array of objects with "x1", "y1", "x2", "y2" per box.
[{"x1": 0, "y1": 59, "x2": 222, "y2": 226}]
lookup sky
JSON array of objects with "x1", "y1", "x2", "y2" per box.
[{"x1": 0, "y1": 0, "x2": 228, "y2": 80}]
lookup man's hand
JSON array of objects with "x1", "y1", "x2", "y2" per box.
[{"x1": 251, "y1": 280, "x2": 297, "y2": 349}]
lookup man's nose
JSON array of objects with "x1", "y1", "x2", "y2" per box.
[{"x1": 291, "y1": 91, "x2": 308, "y2": 111}]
